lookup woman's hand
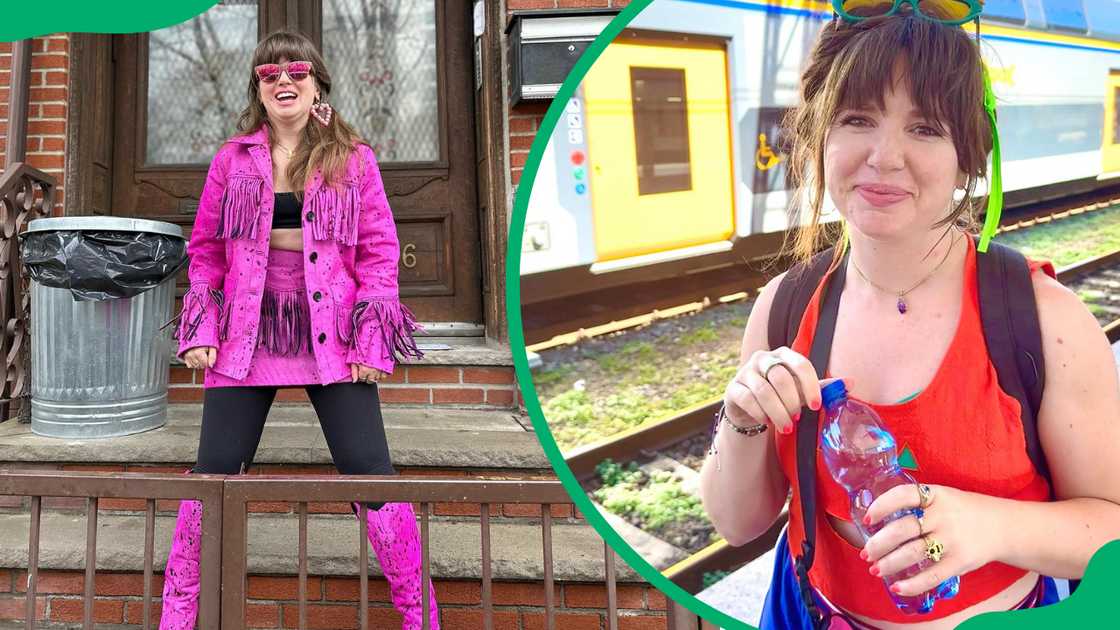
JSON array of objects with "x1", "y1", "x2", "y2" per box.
[
  {"x1": 723, "y1": 346, "x2": 822, "y2": 435},
  {"x1": 350, "y1": 363, "x2": 387, "y2": 384},
  {"x1": 183, "y1": 346, "x2": 217, "y2": 370},
  {"x1": 861, "y1": 484, "x2": 1007, "y2": 597}
]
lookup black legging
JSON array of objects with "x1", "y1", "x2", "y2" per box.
[{"x1": 194, "y1": 382, "x2": 394, "y2": 509}]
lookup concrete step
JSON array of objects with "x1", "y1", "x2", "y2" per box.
[
  {"x1": 0, "y1": 510, "x2": 637, "y2": 582},
  {"x1": 406, "y1": 336, "x2": 514, "y2": 366},
  {"x1": 0, "y1": 406, "x2": 548, "y2": 471},
  {"x1": 168, "y1": 336, "x2": 514, "y2": 368}
]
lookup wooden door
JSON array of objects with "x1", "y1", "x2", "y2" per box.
[{"x1": 109, "y1": 0, "x2": 480, "y2": 324}]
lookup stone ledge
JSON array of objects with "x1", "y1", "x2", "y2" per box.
[
  {"x1": 406, "y1": 338, "x2": 514, "y2": 367},
  {"x1": 168, "y1": 337, "x2": 514, "y2": 368},
  {"x1": 0, "y1": 511, "x2": 639, "y2": 582},
  {"x1": 0, "y1": 406, "x2": 548, "y2": 470}
]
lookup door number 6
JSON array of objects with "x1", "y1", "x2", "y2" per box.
[{"x1": 402, "y1": 243, "x2": 417, "y2": 269}]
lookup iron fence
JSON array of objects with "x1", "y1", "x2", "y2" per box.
[
  {"x1": 0, "y1": 470, "x2": 714, "y2": 630},
  {"x1": 0, "y1": 164, "x2": 56, "y2": 424}
]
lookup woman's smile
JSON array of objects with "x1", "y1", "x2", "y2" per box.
[
  {"x1": 273, "y1": 89, "x2": 299, "y2": 106},
  {"x1": 855, "y1": 183, "x2": 912, "y2": 208}
]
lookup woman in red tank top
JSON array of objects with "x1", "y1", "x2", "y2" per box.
[{"x1": 697, "y1": 5, "x2": 1120, "y2": 629}]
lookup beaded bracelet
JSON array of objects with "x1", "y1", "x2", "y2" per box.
[{"x1": 708, "y1": 404, "x2": 769, "y2": 471}]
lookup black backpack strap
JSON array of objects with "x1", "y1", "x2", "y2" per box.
[
  {"x1": 776, "y1": 251, "x2": 847, "y2": 628},
  {"x1": 769, "y1": 248, "x2": 839, "y2": 351},
  {"x1": 975, "y1": 241, "x2": 1052, "y2": 490}
]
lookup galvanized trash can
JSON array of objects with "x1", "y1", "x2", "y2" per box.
[{"x1": 20, "y1": 217, "x2": 187, "y2": 438}]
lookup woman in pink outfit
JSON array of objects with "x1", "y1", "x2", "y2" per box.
[{"x1": 159, "y1": 30, "x2": 438, "y2": 630}]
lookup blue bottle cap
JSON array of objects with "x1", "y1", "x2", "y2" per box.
[{"x1": 821, "y1": 378, "x2": 848, "y2": 408}]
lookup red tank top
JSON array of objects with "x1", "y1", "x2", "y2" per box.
[{"x1": 777, "y1": 240, "x2": 1053, "y2": 622}]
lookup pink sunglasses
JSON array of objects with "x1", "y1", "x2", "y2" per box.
[{"x1": 254, "y1": 60, "x2": 313, "y2": 84}]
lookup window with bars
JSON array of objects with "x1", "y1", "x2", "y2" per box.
[
  {"x1": 144, "y1": 0, "x2": 441, "y2": 166},
  {"x1": 145, "y1": 0, "x2": 258, "y2": 165},
  {"x1": 321, "y1": 0, "x2": 440, "y2": 163}
]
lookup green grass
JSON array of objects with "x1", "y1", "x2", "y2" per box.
[
  {"x1": 541, "y1": 357, "x2": 738, "y2": 448},
  {"x1": 531, "y1": 364, "x2": 574, "y2": 388},
  {"x1": 533, "y1": 307, "x2": 747, "y2": 450},
  {"x1": 596, "y1": 341, "x2": 656, "y2": 374},
  {"x1": 592, "y1": 460, "x2": 710, "y2": 537},
  {"x1": 679, "y1": 326, "x2": 720, "y2": 345},
  {"x1": 702, "y1": 571, "x2": 732, "y2": 590},
  {"x1": 995, "y1": 205, "x2": 1120, "y2": 267}
]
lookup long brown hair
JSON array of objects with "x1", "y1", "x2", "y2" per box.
[
  {"x1": 782, "y1": 13, "x2": 992, "y2": 265},
  {"x1": 238, "y1": 30, "x2": 367, "y2": 192}
]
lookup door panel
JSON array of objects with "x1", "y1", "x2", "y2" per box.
[{"x1": 582, "y1": 38, "x2": 735, "y2": 262}]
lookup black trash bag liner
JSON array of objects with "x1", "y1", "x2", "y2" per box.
[{"x1": 20, "y1": 230, "x2": 188, "y2": 302}]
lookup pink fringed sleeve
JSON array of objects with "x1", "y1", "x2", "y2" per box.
[
  {"x1": 171, "y1": 145, "x2": 233, "y2": 358},
  {"x1": 344, "y1": 145, "x2": 423, "y2": 373}
]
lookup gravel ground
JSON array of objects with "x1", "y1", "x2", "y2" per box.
[
  {"x1": 995, "y1": 204, "x2": 1120, "y2": 268},
  {"x1": 531, "y1": 299, "x2": 752, "y2": 450}
]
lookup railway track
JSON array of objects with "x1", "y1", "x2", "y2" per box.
[
  {"x1": 565, "y1": 247, "x2": 1120, "y2": 595},
  {"x1": 525, "y1": 184, "x2": 1120, "y2": 350}
]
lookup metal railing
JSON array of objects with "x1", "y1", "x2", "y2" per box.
[
  {"x1": 0, "y1": 164, "x2": 55, "y2": 424},
  {"x1": 0, "y1": 471, "x2": 223, "y2": 629},
  {"x1": 3, "y1": 38, "x2": 56, "y2": 425},
  {"x1": 219, "y1": 476, "x2": 581, "y2": 630},
  {"x1": 0, "y1": 470, "x2": 671, "y2": 630}
]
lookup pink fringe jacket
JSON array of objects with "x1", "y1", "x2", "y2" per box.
[{"x1": 173, "y1": 125, "x2": 421, "y2": 381}]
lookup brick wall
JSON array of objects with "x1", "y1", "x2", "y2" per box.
[
  {"x1": 167, "y1": 364, "x2": 519, "y2": 408},
  {"x1": 506, "y1": 0, "x2": 632, "y2": 188},
  {"x1": 0, "y1": 35, "x2": 70, "y2": 216},
  {"x1": 0, "y1": 571, "x2": 669, "y2": 629}
]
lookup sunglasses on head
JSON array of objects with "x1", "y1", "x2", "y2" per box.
[
  {"x1": 832, "y1": 0, "x2": 982, "y2": 26},
  {"x1": 254, "y1": 60, "x2": 313, "y2": 84}
]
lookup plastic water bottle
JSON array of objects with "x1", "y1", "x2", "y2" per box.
[{"x1": 818, "y1": 379, "x2": 959, "y2": 614}]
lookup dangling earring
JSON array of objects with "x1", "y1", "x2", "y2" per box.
[{"x1": 311, "y1": 96, "x2": 333, "y2": 127}]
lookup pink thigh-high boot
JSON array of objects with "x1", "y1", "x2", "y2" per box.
[
  {"x1": 355, "y1": 502, "x2": 441, "y2": 629},
  {"x1": 159, "y1": 498, "x2": 203, "y2": 630}
]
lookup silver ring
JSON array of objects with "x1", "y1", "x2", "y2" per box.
[{"x1": 758, "y1": 353, "x2": 785, "y2": 380}]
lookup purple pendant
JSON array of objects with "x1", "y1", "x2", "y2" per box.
[{"x1": 897, "y1": 297, "x2": 908, "y2": 314}]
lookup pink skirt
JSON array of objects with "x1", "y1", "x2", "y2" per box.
[{"x1": 204, "y1": 248, "x2": 337, "y2": 388}]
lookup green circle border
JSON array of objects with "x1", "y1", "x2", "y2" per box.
[{"x1": 505, "y1": 0, "x2": 755, "y2": 626}]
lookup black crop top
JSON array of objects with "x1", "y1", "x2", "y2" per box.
[{"x1": 272, "y1": 192, "x2": 301, "y2": 229}]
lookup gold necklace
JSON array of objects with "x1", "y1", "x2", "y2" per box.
[
  {"x1": 274, "y1": 143, "x2": 296, "y2": 160},
  {"x1": 850, "y1": 232, "x2": 958, "y2": 315}
]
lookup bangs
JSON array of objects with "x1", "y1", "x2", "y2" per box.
[
  {"x1": 781, "y1": 12, "x2": 993, "y2": 264},
  {"x1": 253, "y1": 33, "x2": 317, "y2": 67},
  {"x1": 828, "y1": 16, "x2": 980, "y2": 136}
]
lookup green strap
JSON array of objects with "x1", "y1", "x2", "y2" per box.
[
  {"x1": 896, "y1": 388, "x2": 922, "y2": 404},
  {"x1": 978, "y1": 63, "x2": 1002, "y2": 253}
]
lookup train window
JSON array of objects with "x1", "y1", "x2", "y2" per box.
[
  {"x1": 1114, "y1": 87, "x2": 1120, "y2": 145},
  {"x1": 1040, "y1": 0, "x2": 1089, "y2": 33},
  {"x1": 631, "y1": 67, "x2": 692, "y2": 195},
  {"x1": 981, "y1": 0, "x2": 1026, "y2": 24}
]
